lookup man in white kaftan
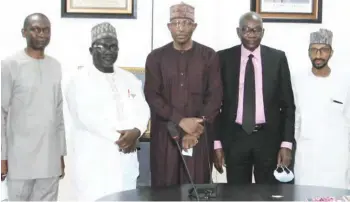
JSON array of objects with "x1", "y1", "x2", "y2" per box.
[
  {"x1": 64, "y1": 22, "x2": 150, "y2": 200},
  {"x1": 293, "y1": 28, "x2": 350, "y2": 189}
]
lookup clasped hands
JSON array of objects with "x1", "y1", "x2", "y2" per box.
[
  {"x1": 179, "y1": 117, "x2": 204, "y2": 151},
  {"x1": 115, "y1": 128, "x2": 140, "y2": 153}
]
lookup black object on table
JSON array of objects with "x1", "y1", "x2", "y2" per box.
[{"x1": 97, "y1": 183, "x2": 350, "y2": 201}]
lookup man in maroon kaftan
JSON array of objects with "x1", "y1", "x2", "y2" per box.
[{"x1": 144, "y1": 2, "x2": 223, "y2": 187}]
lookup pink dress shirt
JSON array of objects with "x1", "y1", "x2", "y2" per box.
[{"x1": 214, "y1": 45, "x2": 292, "y2": 150}]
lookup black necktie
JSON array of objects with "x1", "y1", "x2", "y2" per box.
[{"x1": 242, "y1": 54, "x2": 256, "y2": 134}]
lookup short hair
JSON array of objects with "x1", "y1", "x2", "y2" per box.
[{"x1": 23, "y1": 13, "x2": 50, "y2": 29}]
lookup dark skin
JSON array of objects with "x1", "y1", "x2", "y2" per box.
[
  {"x1": 1, "y1": 160, "x2": 7, "y2": 181},
  {"x1": 214, "y1": 12, "x2": 292, "y2": 174},
  {"x1": 22, "y1": 13, "x2": 51, "y2": 59},
  {"x1": 116, "y1": 129, "x2": 140, "y2": 153},
  {"x1": 236, "y1": 12, "x2": 264, "y2": 52},
  {"x1": 1, "y1": 13, "x2": 65, "y2": 181},
  {"x1": 60, "y1": 156, "x2": 65, "y2": 179},
  {"x1": 89, "y1": 37, "x2": 140, "y2": 153},
  {"x1": 182, "y1": 134, "x2": 199, "y2": 151},
  {"x1": 167, "y1": 18, "x2": 197, "y2": 51},
  {"x1": 89, "y1": 37, "x2": 119, "y2": 73},
  {"x1": 167, "y1": 18, "x2": 203, "y2": 147},
  {"x1": 213, "y1": 150, "x2": 225, "y2": 174},
  {"x1": 309, "y1": 43, "x2": 333, "y2": 77}
]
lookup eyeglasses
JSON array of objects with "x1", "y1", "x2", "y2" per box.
[
  {"x1": 29, "y1": 26, "x2": 50, "y2": 35},
  {"x1": 309, "y1": 47, "x2": 331, "y2": 55},
  {"x1": 92, "y1": 44, "x2": 119, "y2": 52},
  {"x1": 240, "y1": 27, "x2": 263, "y2": 35},
  {"x1": 169, "y1": 20, "x2": 194, "y2": 29}
]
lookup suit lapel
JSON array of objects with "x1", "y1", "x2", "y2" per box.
[
  {"x1": 260, "y1": 45, "x2": 272, "y2": 106},
  {"x1": 226, "y1": 46, "x2": 241, "y2": 114}
]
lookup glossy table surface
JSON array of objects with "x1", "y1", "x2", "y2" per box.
[{"x1": 98, "y1": 183, "x2": 350, "y2": 201}]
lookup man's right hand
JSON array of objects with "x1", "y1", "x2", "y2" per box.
[
  {"x1": 213, "y1": 149, "x2": 225, "y2": 174},
  {"x1": 121, "y1": 141, "x2": 138, "y2": 154},
  {"x1": 179, "y1": 118, "x2": 203, "y2": 136},
  {"x1": 182, "y1": 134, "x2": 199, "y2": 151},
  {"x1": 1, "y1": 160, "x2": 8, "y2": 181}
]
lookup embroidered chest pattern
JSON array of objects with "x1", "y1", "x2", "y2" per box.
[{"x1": 105, "y1": 73, "x2": 125, "y2": 122}]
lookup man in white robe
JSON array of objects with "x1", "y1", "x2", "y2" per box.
[
  {"x1": 293, "y1": 28, "x2": 350, "y2": 189},
  {"x1": 64, "y1": 22, "x2": 150, "y2": 201}
]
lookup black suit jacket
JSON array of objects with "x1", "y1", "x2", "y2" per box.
[{"x1": 215, "y1": 45, "x2": 295, "y2": 149}]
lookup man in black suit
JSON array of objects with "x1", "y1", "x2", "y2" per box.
[{"x1": 213, "y1": 12, "x2": 295, "y2": 184}]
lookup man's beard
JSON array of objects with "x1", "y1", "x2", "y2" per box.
[{"x1": 311, "y1": 58, "x2": 328, "y2": 69}]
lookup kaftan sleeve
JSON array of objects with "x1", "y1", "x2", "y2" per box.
[
  {"x1": 65, "y1": 75, "x2": 118, "y2": 142},
  {"x1": 344, "y1": 84, "x2": 350, "y2": 131},
  {"x1": 56, "y1": 77, "x2": 67, "y2": 156},
  {"x1": 202, "y1": 52, "x2": 223, "y2": 123},
  {"x1": 1, "y1": 60, "x2": 12, "y2": 160},
  {"x1": 144, "y1": 52, "x2": 184, "y2": 124},
  {"x1": 291, "y1": 76, "x2": 301, "y2": 140},
  {"x1": 278, "y1": 52, "x2": 296, "y2": 143},
  {"x1": 132, "y1": 79, "x2": 150, "y2": 137}
]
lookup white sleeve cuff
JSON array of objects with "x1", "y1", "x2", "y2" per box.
[{"x1": 135, "y1": 124, "x2": 148, "y2": 138}]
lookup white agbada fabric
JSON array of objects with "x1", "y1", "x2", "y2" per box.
[
  {"x1": 1, "y1": 179, "x2": 8, "y2": 201},
  {"x1": 293, "y1": 68, "x2": 350, "y2": 189},
  {"x1": 65, "y1": 65, "x2": 150, "y2": 201}
]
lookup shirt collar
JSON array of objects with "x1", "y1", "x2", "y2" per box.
[{"x1": 241, "y1": 45, "x2": 261, "y2": 59}]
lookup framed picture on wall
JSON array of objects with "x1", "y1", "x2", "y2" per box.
[
  {"x1": 120, "y1": 67, "x2": 150, "y2": 141},
  {"x1": 250, "y1": 0, "x2": 322, "y2": 23},
  {"x1": 61, "y1": 0, "x2": 136, "y2": 19}
]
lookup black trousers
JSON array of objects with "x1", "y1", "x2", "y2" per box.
[{"x1": 225, "y1": 125, "x2": 282, "y2": 184}]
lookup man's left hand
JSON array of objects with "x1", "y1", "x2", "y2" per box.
[
  {"x1": 277, "y1": 148, "x2": 292, "y2": 167},
  {"x1": 213, "y1": 149, "x2": 225, "y2": 174},
  {"x1": 60, "y1": 156, "x2": 65, "y2": 179},
  {"x1": 116, "y1": 128, "x2": 140, "y2": 153}
]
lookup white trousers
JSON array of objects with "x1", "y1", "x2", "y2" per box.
[{"x1": 7, "y1": 177, "x2": 59, "y2": 201}]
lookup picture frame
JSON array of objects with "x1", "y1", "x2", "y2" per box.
[
  {"x1": 120, "y1": 67, "x2": 150, "y2": 141},
  {"x1": 250, "y1": 0, "x2": 322, "y2": 23},
  {"x1": 61, "y1": 0, "x2": 136, "y2": 19}
]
